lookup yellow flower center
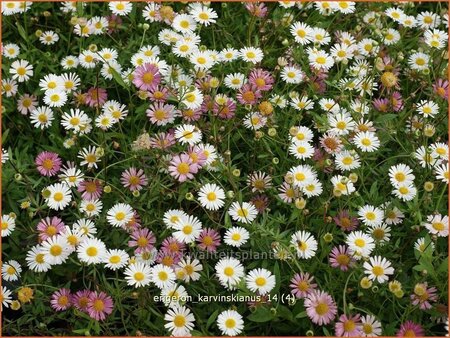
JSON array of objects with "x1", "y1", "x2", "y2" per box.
[
  {"x1": 53, "y1": 192, "x2": 64, "y2": 202},
  {"x1": 134, "y1": 272, "x2": 145, "y2": 281},
  {"x1": 315, "y1": 303, "x2": 329, "y2": 315},
  {"x1": 86, "y1": 247, "x2": 98, "y2": 257},
  {"x1": 224, "y1": 267, "x2": 234, "y2": 277}
]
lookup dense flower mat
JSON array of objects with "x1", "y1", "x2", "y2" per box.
[{"x1": 1, "y1": 1, "x2": 449, "y2": 336}]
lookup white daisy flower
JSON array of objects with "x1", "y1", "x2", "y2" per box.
[
  {"x1": 77, "y1": 237, "x2": 107, "y2": 265},
  {"x1": 358, "y1": 205, "x2": 384, "y2": 226},
  {"x1": 164, "y1": 305, "x2": 195, "y2": 337},
  {"x1": 163, "y1": 209, "x2": 188, "y2": 229},
  {"x1": 80, "y1": 199, "x2": 103, "y2": 217},
  {"x1": 424, "y1": 214, "x2": 448, "y2": 237},
  {"x1": 1, "y1": 286, "x2": 12, "y2": 310},
  {"x1": 290, "y1": 21, "x2": 313, "y2": 45},
  {"x1": 108, "y1": 1, "x2": 132, "y2": 16},
  {"x1": 224, "y1": 226, "x2": 249, "y2": 247},
  {"x1": 1, "y1": 214, "x2": 16, "y2": 237},
  {"x1": 45, "y1": 183, "x2": 72, "y2": 210},
  {"x1": 78, "y1": 146, "x2": 102, "y2": 169},
  {"x1": 392, "y1": 184, "x2": 417, "y2": 202},
  {"x1": 124, "y1": 262, "x2": 152, "y2": 287},
  {"x1": 224, "y1": 73, "x2": 246, "y2": 89},
  {"x1": 291, "y1": 230, "x2": 317, "y2": 259},
  {"x1": 151, "y1": 264, "x2": 176, "y2": 289},
  {"x1": 174, "y1": 124, "x2": 202, "y2": 145},
  {"x1": 288, "y1": 164, "x2": 316, "y2": 188},
  {"x1": 217, "y1": 310, "x2": 244, "y2": 337},
  {"x1": 39, "y1": 30, "x2": 59, "y2": 45},
  {"x1": 331, "y1": 175, "x2": 356, "y2": 195},
  {"x1": 245, "y1": 268, "x2": 276, "y2": 295},
  {"x1": 1, "y1": 260, "x2": 22, "y2": 281},
  {"x1": 228, "y1": 201, "x2": 258, "y2": 224},
  {"x1": 2, "y1": 43, "x2": 20, "y2": 59},
  {"x1": 289, "y1": 141, "x2": 314, "y2": 160},
  {"x1": 281, "y1": 66, "x2": 304, "y2": 84},
  {"x1": 335, "y1": 150, "x2": 361, "y2": 171},
  {"x1": 220, "y1": 48, "x2": 239, "y2": 62},
  {"x1": 43, "y1": 90, "x2": 67, "y2": 108},
  {"x1": 106, "y1": 203, "x2": 134, "y2": 227},
  {"x1": 30, "y1": 106, "x2": 54, "y2": 129},
  {"x1": 353, "y1": 131, "x2": 380, "y2": 152},
  {"x1": 176, "y1": 256, "x2": 202, "y2": 282},
  {"x1": 173, "y1": 214, "x2": 202, "y2": 244},
  {"x1": 189, "y1": 4, "x2": 218, "y2": 26},
  {"x1": 239, "y1": 47, "x2": 264, "y2": 64},
  {"x1": 40, "y1": 234, "x2": 71, "y2": 265},
  {"x1": 388, "y1": 164, "x2": 415, "y2": 187},
  {"x1": 160, "y1": 285, "x2": 189, "y2": 307},
  {"x1": 346, "y1": 231, "x2": 375, "y2": 258},
  {"x1": 198, "y1": 183, "x2": 225, "y2": 211},
  {"x1": 363, "y1": 256, "x2": 394, "y2": 283},
  {"x1": 215, "y1": 257, "x2": 245, "y2": 290},
  {"x1": 10, "y1": 59, "x2": 33, "y2": 82}
]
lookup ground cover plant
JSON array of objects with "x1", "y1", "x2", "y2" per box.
[{"x1": 1, "y1": 1, "x2": 449, "y2": 336}]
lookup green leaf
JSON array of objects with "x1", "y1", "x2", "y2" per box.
[
  {"x1": 16, "y1": 23, "x2": 28, "y2": 42},
  {"x1": 206, "y1": 309, "x2": 219, "y2": 329},
  {"x1": 110, "y1": 67, "x2": 129, "y2": 90},
  {"x1": 295, "y1": 311, "x2": 308, "y2": 319},
  {"x1": 247, "y1": 307, "x2": 275, "y2": 322}
]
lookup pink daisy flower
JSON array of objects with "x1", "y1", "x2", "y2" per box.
[
  {"x1": 85, "y1": 87, "x2": 107, "y2": 107},
  {"x1": 213, "y1": 97, "x2": 236, "y2": 119},
  {"x1": 197, "y1": 228, "x2": 221, "y2": 252},
  {"x1": 72, "y1": 289, "x2": 92, "y2": 312},
  {"x1": 148, "y1": 86, "x2": 170, "y2": 102},
  {"x1": 278, "y1": 182, "x2": 300, "y2": 204},
  {"x1": 50, "y1": 288, "x2": 72, "y2": 311},
  {"x1": 304, "y1": 290, "x2": 337, "y2": 326},
  {"x1": 410, "y1": 282, "x2": 438, "y2": 310},
  {"x1": 181, "y1": 107, "x2": 203, "y2": 122},
  {"x1": 320, "y1": 133, "x2": 344, "y2": 154},
  {"x1": 290, "y1": 272, "x2": 317, "y2": 299},
  {"x1": 146, "y1": 102, "x2": 177, "y2": 126},
  {"x1": 251, "y1": 194, "x2": 270, "y2": 214},
  {"x1": 237, "y1": 83, "x2": 262, "y2": 105},
  {"x1": 77, "y1": 179, "x2": 103, "y2": 201},
  {"x1": 187, "y1": 146, "x2": 207, "y2": 169},
  {"x1": 433, "y1": 78, "x2": 448, "y2": 100},
  {"x1": 249, "y1": 68, "x2": 274, "y2": 91},
  {"x1": 335, "y1": 314, "x2": 363, "y2": 337},
  {"x1": 161, "y1": 236, "x2": 186, "y2": 254},
  {"x1": 35, "y1": 151, "x2": 62, "y2": 177},
  {"x1": 87, "y1": 291, "x2": 114, "y2": 321},
  {"x1": 156, "y1": 248, "x2": 182, "y2": 267},
  {"x1": 123, "y1": 211, "x2": 142, "y2": 232},
  {"x1": 106, "y1": 14, "x2": 122, "y2": 34},
  {"x1": 390, "y1": 91, "x2": 404, "y2": 111},
  {"x1": 329, "y1": 245, "x2": 356, "y2": 271},
  {"x1": 168, "y1": 153, "x2": 198, "y2": 182},
  {"x1": 200, "y1": 95, "x2": 214, "y2": 113},
  {"x1": 334, "y1": 210, "x2": 359, "y2": 232},
  {"x1": 17, "y1": 93, "x2": 38, "y2": 115},
  {"x1": 132, "y1": 63, "x2": 161, "y2": 91},
  {"x1": 128, "y1": 228, "x2": 156, "y2": 254},
  {"x1": 37, "y1": 216, "x2": 65, "y2": 242},
  {"x1": 396, "y1": 321, "x2": 424, "y2": 337},
  {"x1": 245, "y1": 2, "x2": 268, "y2": 17},
  {"x1": 121, "y1": 167, "x2": 148, "y2": 192},
  {"x1": 373, "y1": 98, "x2": 390, "y2": 113},
  {"x1": 149, "y1": 131, "x2": 176, "y2": 150}
]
